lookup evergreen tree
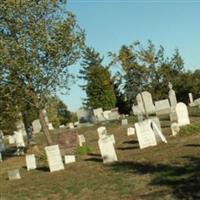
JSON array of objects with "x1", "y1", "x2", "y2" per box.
[{"x1": 79, "y1": 47, "x2": 116, "y2": 110}]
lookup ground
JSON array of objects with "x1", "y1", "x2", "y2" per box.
[{"x1": 0, "y1": 108, "x2": 200, "y2": 200}]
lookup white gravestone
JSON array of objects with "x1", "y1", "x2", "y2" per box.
[
  {"x1": 64, "y1": 155, "x2": 76, "y2": 164},
  {"x1": 170, "y1": 107, "x2": 177, "y2": 122},
  {"x1": 32, "y1": 119, "x2": 41, "y2": 134},
  {"x1": 98, "y1": 137, "x2": 118, "y2": 164},
  {"x1": 103, "y1": 110, "x2": 112, "y2": 120},
  {"x1": 78, "y1": 134, "x2": 86, "y2": 147},
  {"x1": 175, "y1": 103, "x2": 190, "y2": 126},
  {"x1": 155, "y1": 99, "x2": 171, "y2": 116},
  {"x1": 68, "y1": 122, "x2": 74, "y2": 129},
  {"x1": 127, "y1": 127, "x2": 135, "y2": 136},
  {"x1": 8, "y1": 169, "x2": 21, "y2": 180},
  {"x1": 136, "y1": 91, "x2": 156, "y2": 115},
  {"x1": 0, "y1": 133, "x2": 5, "y2": 153},
  {"x1": 48, "y1": 123, "x2": 54, "y2": 130},
  {"x1": 97, "y1": 126, "x2": 107, "y2": 139},
  {"x1": 168, "y1": 82, "x2": 177, "y2": 107},
  {"x1": 26, "y1": 154, "x2": 37, "y2": 171},
  {"x1": 188, "y1": 93, "x2": 194, "y2": 104},
  {"x1": 121, "y1": 119, "x2": 128, "y2": 126},
  {"x1": 0, "y1": 152, "x2": 2, "y2": 161},
  {"x1": 171, "y1": 123, "x2": 180, "y2": 136},
  {"x1": 135, "y1": 119, "x2": 167, "y2": 149},
  {"x1": 8, "y1": 135, "x2": 15, "y2": 144},
  {"x1": 45, "y1": 145, "x2": 64, "y2": 172},
  {"x1": 93, "y1": 108, "x2": 105, "y2": 121},
  {"x1": 150, "y1": 117, "x2": 162, "y2": 131},
  {"x1": 14, "y1": 130, "x2": 25, "y2": 147}
]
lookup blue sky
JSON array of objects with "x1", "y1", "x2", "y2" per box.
[{"x1": 59, "y1": 0, "x2": 200, "y2": 112}]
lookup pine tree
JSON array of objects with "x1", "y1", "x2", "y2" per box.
[{"x1": 79, "y1": 47, "x2": 116, "y2": 110}]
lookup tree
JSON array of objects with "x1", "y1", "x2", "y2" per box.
[
  {"x1": 0, "y1": 0, "x2": 85, "y2": 144},
  {"x1": 79, "y1": 47, "x2": 116, "y2": 110}
]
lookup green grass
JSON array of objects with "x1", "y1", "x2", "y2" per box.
[{"x1": 180, "y1": 122, "x2": 200, "y2": 135}]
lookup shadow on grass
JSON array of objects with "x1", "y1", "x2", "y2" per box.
[
  {"x1": 184, "y1": 144, "x2": 200, "y2": 147},
  {"x1": 109, "y1": 156, "x2": 200, "y2": 199},
  {"x1": 88, "y1": 153, "x2": 101, "y2": 157},
  {"x1": 36, "y1": 166, "x2": 50, "y2": 172},
  {"x1": 84, "y1": 157, "x2": 102, "y2": 162},
  {"x1": 117, "y1": 146, "x2": 138, "y2": 150},
  {"x1": 123, "y1": 140, "x2": 138, "y2": 145}
]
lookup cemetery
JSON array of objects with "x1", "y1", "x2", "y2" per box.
[{"x1": 1, "y1": 1, "x2": 200, "y2": 200}]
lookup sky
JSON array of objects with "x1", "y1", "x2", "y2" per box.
[{"x1": 59, "y1": 0, "x2": 200, "y2": 112}]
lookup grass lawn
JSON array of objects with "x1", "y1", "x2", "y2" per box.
[{"x1": 0, "y1": 110, "x2": 200, "y2": 200}]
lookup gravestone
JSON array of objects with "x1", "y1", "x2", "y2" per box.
[
  {"x1": 103, "y1": 110, "x2": 112, "y2": 120},
  {"x1": 0, "y1": 130, "x2": 4, "y2": 139},
  {"x1": 168, "y1": 82, "x2": 177, "y2": 107},
  {"x1": 171, "y1": 123, "x2": 180, "y2": 136},
  {"x1": 127, "y1": 127, "x2": 135, "y2": 136},
  {"x1": 151, "y1": 121, "x2": 167, "y2": 144},
  {"x1": 98, "y1": 137, "x2": 118, "y2": 164},
  {"x1": 121, "y1": 119, "x2": 128, "y2": 126},
  {"x1": 8, "y1": 135, "x2": 15, "y2": 144},
  {"x1": 0, "y1": 152, "x2": 2, "y2": 161},
  {"x1": 155, "y1": 99, "x2": 171, "y2": 116},
  {"x1": 16, "y1": 113, "x2": 27, "y2": 136},
  {"x1": 150, "y1": 117, "x2": 162, "y2": 131},
  {"x1": 8, "y1": 169, "x2": 21, "y2": 180},
  {"x1": 57, "y1": 130, "x2": 79, "y2": 155},
  {"x1": 136, "y1": 91, "x2": 156, "y2": 115},
  {"x1": 45, "y1": 145, "x2": 64, "y2": 172},
  {"x1": 135, "y1": 119, "x2": 167, "y2": 149},
  {"x1": 64, "y1": 155, "x2": 76, "y2": 164},
  {"x1": 14, "y1": 130, "x2": 25, "y2": 147},
  {"x1": 175, "y1": 103, "x2": 190, "y2": 126},
  {"x1": 26, "y1": 154, "x2": 37, "y2": 171},
  {"x1": 170, "y1": 107, "x2": 177, "y2": 122},
  {"x1": 74, "y1": 121, "x2": 79, "y2": 127},
  {"x1": 32, "y1": 119, "x2": 41, "y2": 134},
  {"x1": 0, "y1": 132, "x2": 5, "y2": 153},
  {"x1": 59, "y1": 125, "x2": 65, "y2": 128},
  {"x1": 48, "y1": 123, "x2": 54, "y2": 130},
  {"x1": 67, "y1": 122, "x2": 74, "y2": 129},
  {"x1": 188, "y1": 93, "x2": 194, "y2": 104},
  {"x1": 93, "y1": 108, "x2": 105, "y2": 122},
  {"x1": 78, "y1": 134, "x2": 86, "y2": 146},
  {"x1": 97, "y1": 126, "x2": 107, "y2": 138}
]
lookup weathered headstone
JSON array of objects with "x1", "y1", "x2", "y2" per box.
[
  {"x1": 103, "y1": 110, "x2": 112, "y2": 120},
  {"x1": 14, "y1": 130, "x2": 25, "y2": 148},
  {"x1": 57, "y1": 130, "x2": 79, "y2": 155},
  {"x1": 150, "y1": 116, "x2": 162, "y2": 131},
  {"x1": 121, "y1": 119, "x2": 128, "y2": 126},
  {"x1": 67, "y1": 122, "x2": 74, "y2": 129},
  {"x1": 48, "y1": 123, "x2": 54, "y2": 130},
  {"x1": 171, "y1": 123, "x2": 180, "y2": 136},
  {"x1": 127, "y1": 127, "x2": 135, "y2": 136},
  {"x1": 168, "y1": 82, "x2": 177, "y2": 107},
  {"x1": 136, "y1": 91, "x2": 156, "y2": 115},
  {"x1": 93, "y1": 108, "x2": 105, "y2": 122},
  {"x1": 45, "y1": 145, "x2": 64, "y2": 172},
  {"x1": 8, "y1": 169, "x2": 21, "y2": 180},
  {"x1": 98, "y1": 137, "x2": 118, "y2": 164},
  {"x1": 26, "y1": 154, "x2": 37, "y2": 171},
  {"x1": 8, "y1": 135, "x2": 15, "y2": 144},
  {"x1": 155, "y1": 99, "x2": 171, "y2": 116},
  {"x1": 32, "y1": 119, "x2": 41, "y2": 134},
  {"x1": 78, "y1": 134, "x2": 86, "y2": 146},
  {"x1": 0, "y1": 152, "x2": 2, "y2": 161},
  {"x1": 170, "y1": 107, "x2": 177, "y2": 122},
  {"x1": 107, "y1": 108, "x2": 120, "y2": 120},
  {"x1": 188, "y1": 93, "x2": 194, "y2": 104},
  {"x1": 0, "y1": 132, "x2": 5, "y2": 153},
  {"x1": 175, "y1": 103, "x2": 190, "y2": 126},
  {"x1": 64, "y1": 155, "x2": 76, "y2": 164},
  {"x1": 135, "y1": 119, "x2": 167, "y2": 149},
  {"x1": 97, "y1": 126, "x2": 107, "y2": 138}
]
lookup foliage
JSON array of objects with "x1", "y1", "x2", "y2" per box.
[
  {"x1": 79, "y1": 47, "x2": 116, "y2": 110},
  {"x1": 0, "y1": 0, "x2": 85, "y2": 141},
  {"x1": 75, "y1": 145, "x2": 93, "y2": 155}
]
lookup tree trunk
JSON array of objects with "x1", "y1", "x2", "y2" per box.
[{"x1": 39, "y1": 109, "x2": 53, "y2": 145}]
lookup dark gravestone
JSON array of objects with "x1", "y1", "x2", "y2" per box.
[{"x1": 57, "y1": 130, "x2": 79, "y2": 155}]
